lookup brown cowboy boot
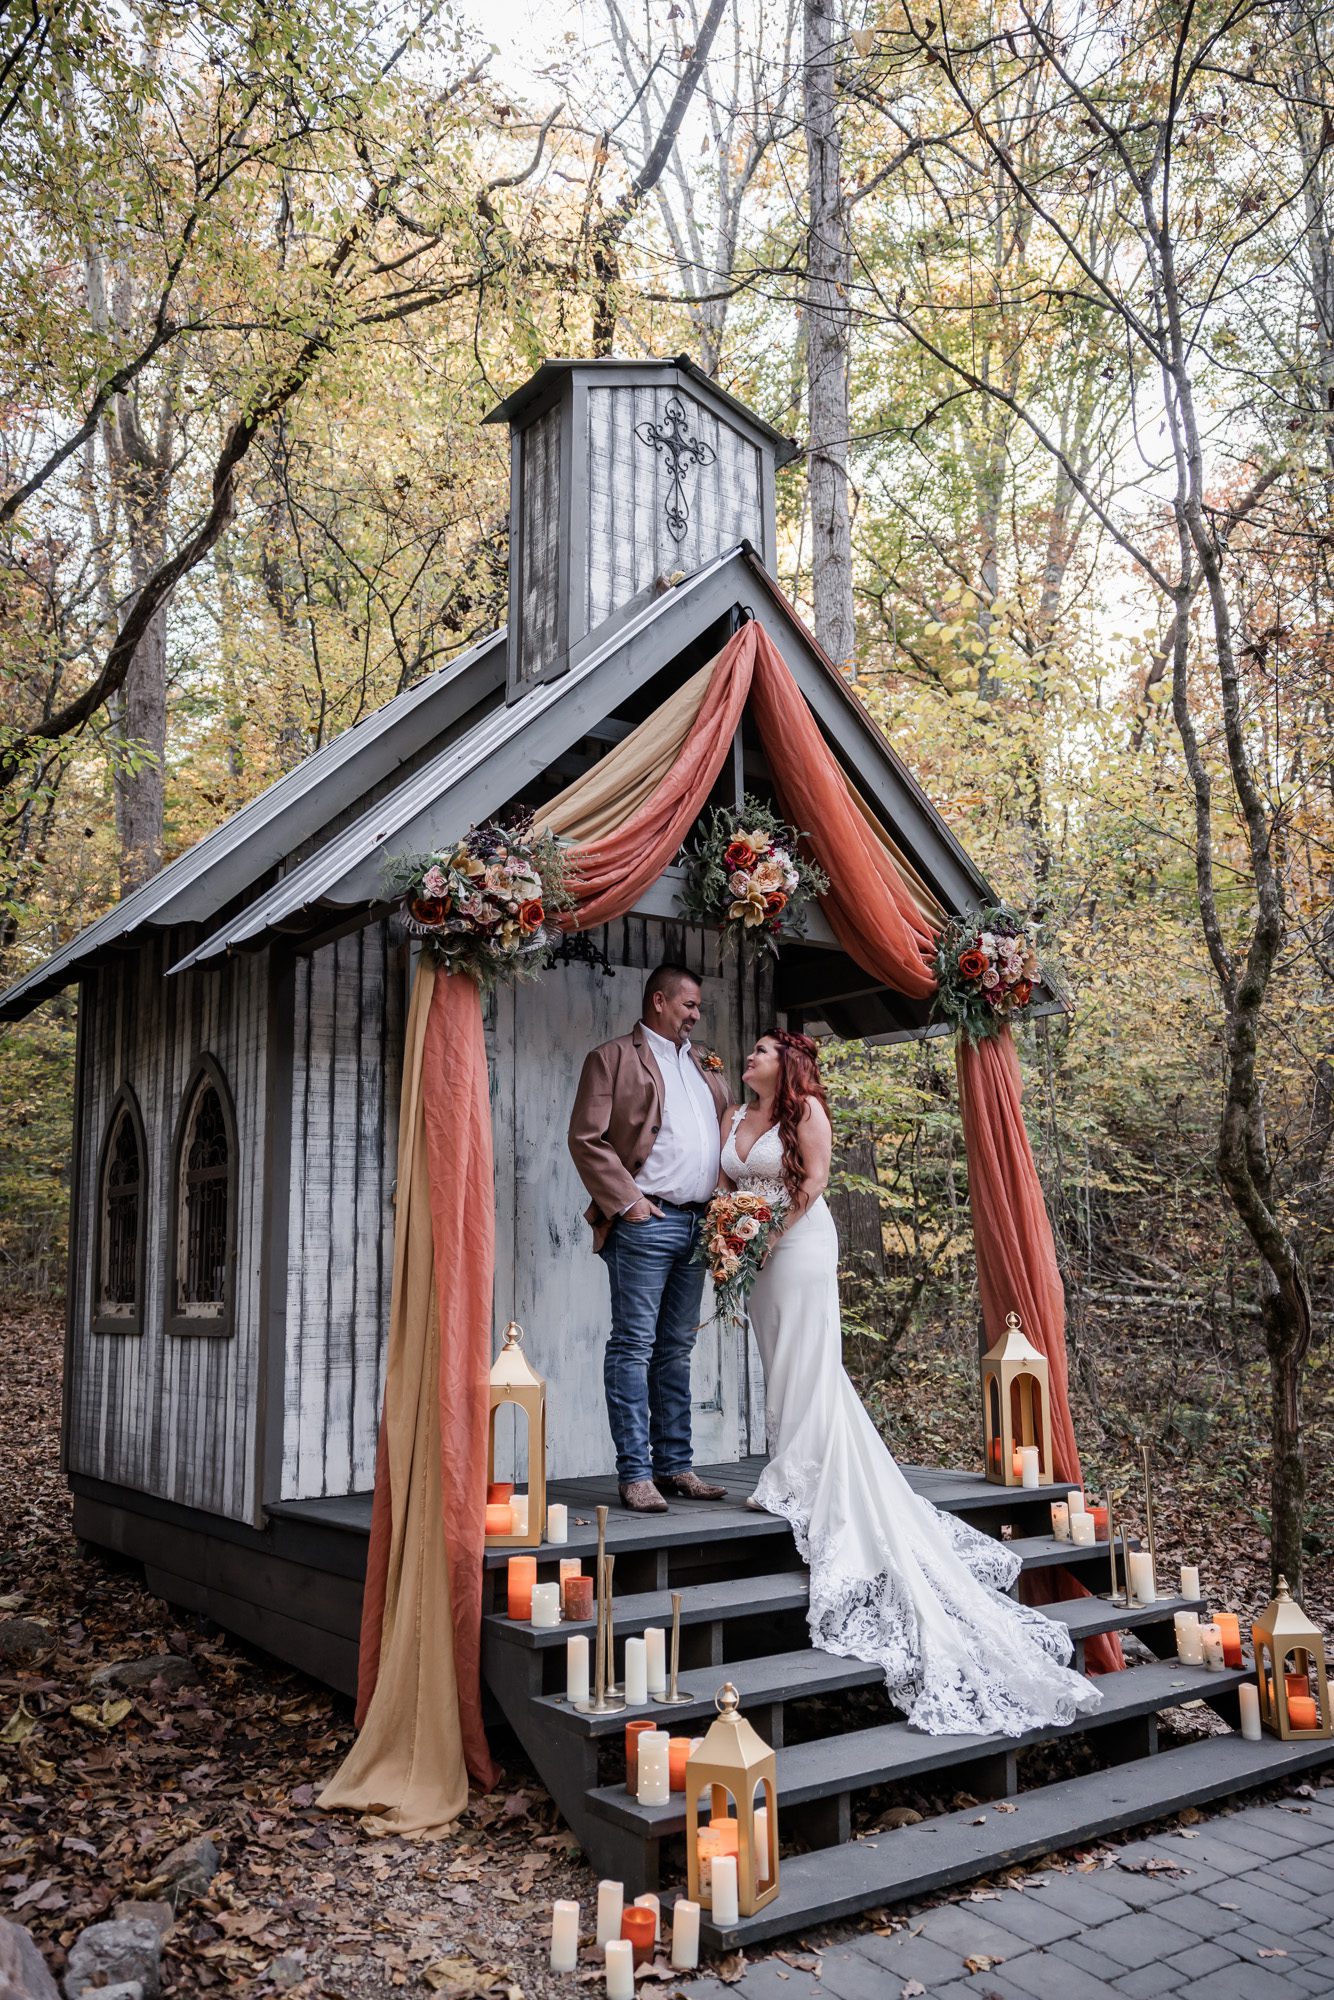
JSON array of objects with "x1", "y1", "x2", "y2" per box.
[
  {"x1": 620, "y1": 1479, "x2": 669, "y2": 1513},
  {"x1": 655, "y1": 1470, "x2": 728, "y2": 1500}
]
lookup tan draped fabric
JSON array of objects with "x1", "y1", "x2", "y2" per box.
[
  {"x1": 319, "y1": 960, "x2": 498, "y2": 1837},
  {"x1": 539, "y1": 658, "x2": 718, "y2": 842}
]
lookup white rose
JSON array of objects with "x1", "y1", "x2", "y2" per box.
[
  {"x1": 728, "y1": 870, "x2": 752, "y2": 895},
  {"x1": 733, "y1": 1215, "x2": 760, "y2": 1241},
  {"x1": 982, "y1": 968, "x2": 1000, "y2": 989}
]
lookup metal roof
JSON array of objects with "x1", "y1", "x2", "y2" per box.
[
  {"x1": 0, "y1": 629, "x2": 505, "y2": 1021},
  {"x1": 170, "y1": 546, "x2": 995, "y2": 974},
  {"x1": 482, "y1": 355, "x2": 803, "y2": 468}
]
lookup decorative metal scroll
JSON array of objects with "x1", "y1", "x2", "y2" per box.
[{"x1": 635, "y1": 397, "x2": 716, "y2": 542}]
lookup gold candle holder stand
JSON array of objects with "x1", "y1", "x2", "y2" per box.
[
  {"x1": 652, "y1": 1589, "x2": 695, "y2": 1705},
  {"x1": 574, "y1": 1505, "x2": 624, "y2": 1715}
]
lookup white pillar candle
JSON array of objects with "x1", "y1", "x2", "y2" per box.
[
  {"x1": 1127, "y1": 1551, "x2": 1156, "y2": 1605},
  {"x1": 1174, "y1": 1612, "x2": 1203, "y2": 1664},
  {"x1": 670, "y1": 1899, "x2": 700, "y2": 1969},
  {"x1": 510, "y1": 1494, "x2": 529, "y2": 1535},
  {"x1": 596, "y1": 1880, "x2": 623, "y2": 1946},
  {"x1": 1071, "y1": 1512, "x2": 1096, "y2": 1547},
  {"x1": 546, "y1": 1503, "x2": 568, "y2": 1545},
  {"x1": 1239, "y1": 1681, "x2": 1262, "y2": 1741},
  {"x1": 1066, "y1": 1488, "x2": 1085, "y2": 1516},
  {"x1": 559, "y1": 1557, "x2": 581, "y2": 1587},
  {"x1": 754, "y1": 1804, "x2": 771, "y2": 1884},
  {"x1": 1020, "y1": 1446, "x2": 1040, "y2": 1489},
  {"x1": 624, "y1": 1636, "x2": 649, "y2": 1705},
  {"x1": 1200, "y1": 1622, "x2": 1225, "y2": 1672},
  {"x1": 1180, "y1": 1564, "x2": 1201, "y2": 1599},
  {"x1": 1050, "y1": 1501, "x2": 1070, "y2": 1541},
  {"x1": 530, "y1": 1581, "x2": 561, "y2": 1628},
  {"x1": 633, "y1": 1892, "x2": 660, "y2": 1941},
  {"x1": 566, "y1": 1633, "x2": 590, "y2": 1704},
  {"x1": 711, "y1": 1853, "x2": 739, "y2": 1926},
  {"x1": 550, "y1": 1900, "x2": 580, "y2": 1971},
  {"x1": 605, "y1": 1938, "x2": 634, "y2": 2000},
  {"x1": 644, "y1": 1625, "x2": 667, "y2": 1696},
  {"x1": 637, "y1": 1730, "x2": 670, "y2": 1805}
]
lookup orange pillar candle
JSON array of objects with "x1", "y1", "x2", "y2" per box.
[
  {"x1": 1289, "y1": 1694, "x2": 1320, "y2": 1730},
  {"x1": 485, "y1": 1503, "x2": 512, "y2": 1536},
  {"x1": 1011, "y1": 1446, "x2": 1023, "y2": 1479},
  {"x1": 709, "y1": 1815, "x2": 739, "y2": 1855},
  {"x1": 1088, "y1": 1503, "x2": 1109, "y2": 1541},
  {"x1": 506, "y1": 1555, "x2": 537, "y2": 1620},
  {"x1": 1215, "y1": 1613, "x2": 1243, "y2": 1669},
  {"x1": 696, "y1": 1825, "x2": 725, "y2": 1900},
  {"x1": 620, "y1": 1907, "x2": 656, "y2": 1967},
  {"x1": 1286, "y1": 1670, "x2": 1310, "y2": 1698},
  {"x1": 487, "y1": 1481, "x2": 513, "y2": 1504},
  {"x1": 564, "y1": 1575, "x2": 594, "y2": 1622},
  {"x1": 668, "y1": 1737, "x2": 693, "y2": 1791},
  {"x1": 625, "y1": 1719, "x2": 655, "y2": 1792}
]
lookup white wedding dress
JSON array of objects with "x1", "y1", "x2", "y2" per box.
[{"x1": 723, "y1": 1113, "x2": 1102, "y2": 1737}]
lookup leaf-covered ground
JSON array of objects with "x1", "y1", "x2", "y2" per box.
[{"x1": 2, "y1": 1294, "x2": 1330, "y2": 1996}]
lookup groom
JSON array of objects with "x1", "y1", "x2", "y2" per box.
[{"x1": 568, "y1": 964, "x2": 734, "y2": 1512}]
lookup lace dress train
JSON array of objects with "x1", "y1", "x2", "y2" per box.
[{"x1": 723, "y1": 1117, "x2": 1101, "y2": 1738}]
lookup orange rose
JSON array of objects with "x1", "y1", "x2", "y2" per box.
[
  {"x1": 764, "y1": 890, "x2": 788, "y2": 914},
  {"x1": 723, "y1": 838, "x2": 757, "y2": 871},
  {"x1": 957, "y1": 947, "x2": 987, "y2": 980},
  {"x1": 1011, "y1": 978, "x2": 1033, "y2": 1006},
  {"x1": 410, "y1": 896, "x2": 449, "y2": 925},
  {"x1": 518, "y1": 899, "x2": 544, "y2": 934}
]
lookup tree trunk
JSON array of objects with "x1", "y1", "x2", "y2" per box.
[
  {"x1": 111, "y1": 572, "x2": 167, "y2": 895},
  {"x1": 803, "y1": 0, "x2": 855, "y2": 672}
]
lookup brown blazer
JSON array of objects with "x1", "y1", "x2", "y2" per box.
[{"x1": 568, "y1": 1022, "x2": 732, "y2": 1249}]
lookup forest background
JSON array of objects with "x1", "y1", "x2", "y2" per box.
[{"x1": 0, "y1": 0, "x2": 1330, "y2": 1591}]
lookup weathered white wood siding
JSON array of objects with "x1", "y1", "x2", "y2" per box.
[
  {"x1": 515, "y1": 401, "x2": 562, "y2": 688},
  {"x1": 489, "y1": 918, "x2": 768, "y2": 1482},
  {"x1": 585, "y1": 385, "x2": 764, "y2": 633},
  {"x1": 65, "y1": 938, "x2": 268, "y2": 1522},
  {"x1": 280, "y1": 922, "x2": 402, "y2": 1500}
]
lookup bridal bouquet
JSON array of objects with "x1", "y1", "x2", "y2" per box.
[
  {"x1": 679, "y1": 796, "x2": 828, "y2": 957},
  {"x1": 934, "y1": 904, "x2": 1041, "y2": 1043},
  {"x1": 699, "y1": 1188, "x2": 787, "y2": 1317},
  {"x1": 386, "y1": 817, "x2": 572, "y2": 990}
]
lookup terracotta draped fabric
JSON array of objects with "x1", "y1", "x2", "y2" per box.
[
  {"x1": 552, "y1": 619, "x2": 1119, "y2": 1671},
  {"x1": 320, "y1": 962, "x2": 499, "y2": 1835}
]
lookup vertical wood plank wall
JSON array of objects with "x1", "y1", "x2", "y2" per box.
[
  {"x1": 280, "y1": 922, "x2": 403, "y2": 1501},
  {"x1": 585, "y1": 386, "x2": 763, "y2": 634},
  {"x1": 516, "y1": 402, "x2": 562, "y2": 687},
  {"x1": 489, "y1": 918, "x2": 769, "y2": 1482},
  {"x1": 65, "y1": 939, "x2": 269, "y2": 1523}
]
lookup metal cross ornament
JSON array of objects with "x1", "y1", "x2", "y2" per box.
[{"x1": 635, "y1": 397, "x2": 716, "y2": 542}]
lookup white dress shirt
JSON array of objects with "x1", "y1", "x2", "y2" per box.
[{"x1": 634, "y1": 1025, "x2": 722, "y2": 1206}]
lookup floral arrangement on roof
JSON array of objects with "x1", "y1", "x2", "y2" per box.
[
  {"x1": 697, "y1": 1188, "x2": 787, "y2": 1318},
  {"x1": 678, "y1": 796, "x2": 828, "y2": 956},
  {"x1": 933, "y1": 905, "x2": 1043, "y2": 1043},
  {"x1": 386, "y1": 818, "x2": 573, "y2": 990}
]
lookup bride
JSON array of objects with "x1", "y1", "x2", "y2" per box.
[{"x1": 719, "y1": 1029, "x2": 1102, "y2": 1739}]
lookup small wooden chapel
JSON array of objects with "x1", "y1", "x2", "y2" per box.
[
  {"x1": 1, "y1": 353, "x2": 1016, "y2": 1583},
  {"x1": 6, "y1": 356, "x2": 1320, "y2": 1937}
]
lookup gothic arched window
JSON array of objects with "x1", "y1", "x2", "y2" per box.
[
  {"x1": 92, "y1": 1087, "x2": 147, "y2": 1334},
  {"x1": 168, "y1": 1058, "x2": 236, "y2": 1337}
]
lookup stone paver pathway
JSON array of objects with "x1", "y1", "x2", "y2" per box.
[{"x1": 685, "y1": 1791, "x2": 1334, "y2": 2000}]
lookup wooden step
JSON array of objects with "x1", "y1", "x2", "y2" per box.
[
  {"x1": 1007, "y1": 1531, "x2": 1139, "y2": 1572},
  {"x1": 486, "y1": 1540, "x2": 1136, "y2": 1652},
  {"x1": 533, "y1": 1645, "x2": 885, "y2": 1736},
  {"x1": 586, "y1": 1658, "x2": 1248, "y2": 1839},
  {"x1": 695, "y1": 1730, "x2": 1334, "y2": 1950}
]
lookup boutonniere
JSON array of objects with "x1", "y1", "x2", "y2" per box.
[{"x1": 697, "y1": 1047, "x2": 726, "y2": 1073}]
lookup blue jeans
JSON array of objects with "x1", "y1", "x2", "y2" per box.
[{"x1": 599, "y1": 1209, "x2": 707, "y2": 1486}]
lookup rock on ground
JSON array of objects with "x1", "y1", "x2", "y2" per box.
[
  {"x1": 0, "y1": 1918, "x2": 60, "y2": 2000},
  {"x1": 61, "y1": 1917, "x2": 162, "y2": 2000},
  {"x1": 88, "y1": 1655, "x2": 196, "y2": 1692}
]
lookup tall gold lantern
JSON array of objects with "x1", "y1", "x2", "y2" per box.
[
  {"x1": 981, "y1": 1311, "x2": 1053, "y2": 1487},
  {"x1": 684, "y1": 1683, "x2": 779, "y2": 1917},
  {"x1": 485, "y1": 1321, "x2": 546, "y2": 1548},
  {"x1": 1253, "y1": 1576, "x2": 1332, "y2": 1741}
]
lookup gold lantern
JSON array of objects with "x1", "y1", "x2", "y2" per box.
[
  {"x1": 485, "y1": 1321, "x2": 546, "y2": 1548},
  {"x1": 1253, "y1": 1576, "x2": 1331, "y2": 1741},
  {"x1": 684, "y1": 1683, "x2": 779, "y2": 1917},
  {"x1": 981, "y1": 1310, "x2": 1053, "y2": 1488}
]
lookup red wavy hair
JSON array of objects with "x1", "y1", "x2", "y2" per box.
[{"x1": 767, "y1": 1030, "x2": 829, "y2": 1203}]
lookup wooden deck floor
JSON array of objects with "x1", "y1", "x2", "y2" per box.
[{"x1": 265, "y1": 1454, "x2": 1066, "y2": 1558}]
